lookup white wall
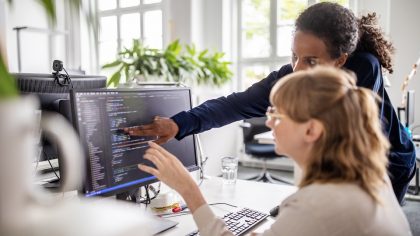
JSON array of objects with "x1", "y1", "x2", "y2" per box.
[
  {"x1": 388, "y1": 0, "x2": 420, "y2": 126},
  {"x1": 356, "y1": 0, "x2": 420, "y2": 127},
  {"x1": 167, "y1": 0, "x2": 239, "y2": 176},
  {"x1": 3, "y1": 0, "x2": 67, "y2": 73}
]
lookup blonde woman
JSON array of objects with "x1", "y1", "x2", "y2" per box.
[{"x1": 139, "y1": 67, "x2": 411, "y2": 236}]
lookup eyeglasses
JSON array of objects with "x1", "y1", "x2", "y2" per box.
[{"x1": 266, "y1": 106, "x2": 286, "y2": 121}]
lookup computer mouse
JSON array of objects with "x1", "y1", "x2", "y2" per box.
[{"x1": 269, "y1": 205, "x2": 280, "y2": 217}]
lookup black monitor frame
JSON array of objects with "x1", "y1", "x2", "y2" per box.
[
  {"x1": 13, "y1": 73, "x2": 107, "y2": 164},
  {"x1": 70, "y1": 87, "x2": 199, "y2": 197}
]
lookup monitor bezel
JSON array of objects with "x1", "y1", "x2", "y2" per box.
[{"x1": 70, "y1": 87, "x2": 199, "y2": 197}]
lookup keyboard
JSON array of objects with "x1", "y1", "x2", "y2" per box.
[{"x1": 186, "y1": 207, "x2": 269, "y2": 236}]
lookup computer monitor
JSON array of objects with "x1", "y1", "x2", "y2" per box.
[
  {"x1": 13, "y1": 73, "x2": 107, "y2": 164},
  {"x1": 70, "y1": 88, "x2": 199, "y2": 197},
  {"x1": 13, "y1": 73, "x2": 107, "y2": 121}
]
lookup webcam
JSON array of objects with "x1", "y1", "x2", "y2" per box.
[
  {"x1": 53, "y1": 60, "x2": 64, "y2": 72},
  {"x1": 52, "y1": 60, "x2": 72, "y2": 87}
]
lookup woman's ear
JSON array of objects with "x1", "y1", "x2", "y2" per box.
[
  {"x1": 335, "y1": 53, "x2": 348, "y2": 68},
  {"x1": 304, "y1": 120, "x2": 324, "y2": 143}
]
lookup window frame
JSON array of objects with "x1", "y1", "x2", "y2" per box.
[
  {"x1": 236, "y1": 0, "x2": 355, "y2": 90},
  {"x1": 97, "y1": 0, "x2": 166, "y2": 68}
]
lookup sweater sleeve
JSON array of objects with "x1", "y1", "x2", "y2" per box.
[
  {"x1": 260, "y1": 195, "x2": 325, "y2": 236},
  {"x1": 192, "y1": 204, "x2": 234, "y2": 236},
  {"x1": 172, "y1": 65, "x2": 293, "y2": 140}
]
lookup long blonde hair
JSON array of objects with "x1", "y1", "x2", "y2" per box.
[{"x1": 270, "y1": 66, "x2": 389, "y2": 202}]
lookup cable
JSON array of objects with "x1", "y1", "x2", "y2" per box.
[
  {"x1": 43, "y1": 150, "x2": 60, "y2": 180},
  {"x1": 195, "y1": 134, "x2": 208, "y2": 186},
  {"x1": 161, "y1": 211, "x2": 192, "y2": 218},
  {"x1": 62, "y1": 68, "x2": 73, "y2": 89},
  {"x1": 138, "y1": 183, "x2": 161, "y2": 205},
  {"x1": 209, "y1": 202, "x2": 238, "y2": 208}
]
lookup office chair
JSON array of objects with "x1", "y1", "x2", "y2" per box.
[{"x1": 240, "y1": 117, "x2": 293, "y2": 185}]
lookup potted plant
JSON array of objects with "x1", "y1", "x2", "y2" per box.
[{"x1": 102, "y1": 39, "x2": 233, "y2": 87}]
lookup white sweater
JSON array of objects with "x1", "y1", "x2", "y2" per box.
[{"x1": 192, "y1": 179, "x2": 411, "y2": 236}]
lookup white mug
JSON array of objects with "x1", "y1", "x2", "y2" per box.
[{"x1": 0, "y1": 96, "x2": 84, "y2": 232}]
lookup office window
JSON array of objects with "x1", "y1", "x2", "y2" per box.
[
  {"x1": 97, "y1": 0, "x2": 163, "y2": 69},
  {"x1": 238, "y1": 0, "x2": 350, "y2": 89}
]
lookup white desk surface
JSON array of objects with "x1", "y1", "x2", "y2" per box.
[{"x1": 159, "y1": 177, "x2": 297, "y2": 235}]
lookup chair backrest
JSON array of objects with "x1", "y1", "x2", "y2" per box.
[
  {"x1": 241, "y1": 117, "x2": 277, "y2": 157},
  {"x1": 242, "y1": 117, "x2": 271, "y2": 143}
]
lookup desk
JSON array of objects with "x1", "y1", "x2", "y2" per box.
[{"x1": 160, "y1": 177, "x2": 297, "y2": 235}]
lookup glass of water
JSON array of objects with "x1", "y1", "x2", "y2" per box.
[{"x1": 221, "y1": 156, "x2": 239, "y2": 184}]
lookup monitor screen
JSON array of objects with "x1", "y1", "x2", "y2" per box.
[{"x1": 70, "y1": 88, "x2": 198, "y2": 197}]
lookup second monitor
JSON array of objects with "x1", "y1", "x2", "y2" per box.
[{"x1": 71, "y1": 87, "x2": 199, "y2": 197}]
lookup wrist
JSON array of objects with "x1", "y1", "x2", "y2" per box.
[
  {"x1": 181, "y1": 184, "x2": 206, "y2": 213},
  {"x1": 170, "y1": 118, "x2": 179, "y2": 137}
]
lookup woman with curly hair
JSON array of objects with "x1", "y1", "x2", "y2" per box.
[
  {"x1": 128, "y1": 2, "x2": 416, "y2": 204},
  {"x1": 139, "y1": 67, "x2": 411, "y2": 235}
]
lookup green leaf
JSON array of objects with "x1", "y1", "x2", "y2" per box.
[
  {"x1": 37, "y1": 0, "x2": 56, "y2": 25},
  {"x1": 102, "y1": 60, "x2": 122, "y2": 69},
  {"x1": 124, "y1": 65, "x2": 130, "y2": 82},
  {"x1": 0, "y1": 53, "x2": 19, "y2": 98},
  {"x1": 107, "y1": 72, "x2": 121, "y2": 87},
  {"x1": 186, "y1": 44, "x2": 196, "y2": 56},
  {"x1": 102, "y1": 39, "x2": 233, "y2": 87},
  {"x1": 198, "y1": 49, "x2": 208, "y2": 60}
]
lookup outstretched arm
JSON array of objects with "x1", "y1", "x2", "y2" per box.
[
  {"x1": 173, "y1": 65, "x2": 293, "y2": 140},
  {"x1": 125, "y1": 65, "x2": 293, "y2": 143}
]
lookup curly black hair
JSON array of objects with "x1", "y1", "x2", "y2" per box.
[
  {"x1": 295, "y1": 2, "x2": 394, "y2": 73},
  {"x1": 356, "y1": 13, "x2": 395, "y2": 73}
]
